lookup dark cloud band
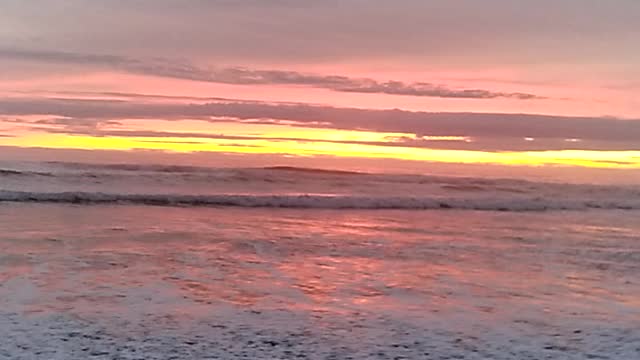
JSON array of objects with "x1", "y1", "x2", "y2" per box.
[
  {"x1": 1, "y1": 93, "x2": 639, "y2": 151},
  {"x1": 0, "y1": 48, "x2": 543, "y2": 100}
]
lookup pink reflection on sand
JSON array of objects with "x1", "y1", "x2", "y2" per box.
[{"x1": 1, "y1": 205, "x2": 639, "y2": 330}]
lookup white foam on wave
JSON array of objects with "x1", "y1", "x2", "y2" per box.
[
  {"x1": 1, "y1": 190, "x2": 639, "y2": 211},
  {"x1": 3, "y1": 161, "x2": 640, "y2": 212}
]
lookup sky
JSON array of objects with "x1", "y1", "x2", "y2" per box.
[{"x1": 1, "y1": 0, "x2": 640, "y2": 181}]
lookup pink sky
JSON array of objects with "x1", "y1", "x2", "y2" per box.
[{"x1": 1, "y1": 1, "x2": 640, "y2": 181}]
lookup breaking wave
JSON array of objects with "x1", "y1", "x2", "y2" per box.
[
  {"x1": 0, "y1": 169, "x2": 53, "y2": 177},
  {"x1": 1, "y1": 190, "x2": 638, "y2": 211}
]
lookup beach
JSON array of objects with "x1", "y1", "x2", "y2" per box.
[
  {"x1": 1, "y1": 198, "x2": 639, "y2": 359},
  {"x1": 3, "y1": 1, "x2": 640, "y2": 358}
]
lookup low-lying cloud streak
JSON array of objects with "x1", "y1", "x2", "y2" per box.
[
  {"x1": 1, "y1": 94, "x2": 639, "y2": 151},
  {"x1": 0, "y1": 48, "x2": 543, "y2": 100}
]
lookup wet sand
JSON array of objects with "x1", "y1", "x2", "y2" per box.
[{"x1": 1, "y1": 204, "x2": 639, "y2": 359}]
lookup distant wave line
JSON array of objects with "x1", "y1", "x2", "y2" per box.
[{"x1": 1, "y1": 191, "x2": 638, "y2": 212}]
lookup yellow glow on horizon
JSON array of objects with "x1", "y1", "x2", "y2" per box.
[
  {"x1": 3, "y1": 133, "x2": 640, "y2": 169},
  {"x1": 121, "y1": 119, "x2": 417, "y2": 143}
]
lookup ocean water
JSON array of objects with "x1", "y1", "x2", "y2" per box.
[{"x1": 1, "y1": 162, "x2": 639, "y2": 359}]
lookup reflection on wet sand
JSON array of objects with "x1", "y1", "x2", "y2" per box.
[{"x1": 1, "y1": 204, "x2": 639, "y2": 360}]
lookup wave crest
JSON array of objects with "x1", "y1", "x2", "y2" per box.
[{"x1": 1, "y1": 190, "x2": 638, "y2": 211}]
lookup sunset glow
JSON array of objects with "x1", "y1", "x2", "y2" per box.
[
  {"x1": 3, "y1": 3, "x2": 640, "y2": 359},
  {"x1": 1, "y1": 1, "x2": 639, "y2": 179},
  {"x1": 4, "y1": 133, "x2": 640, "y2": 170}
]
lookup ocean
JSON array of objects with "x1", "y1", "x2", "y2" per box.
[{"x1": 1, "y1": 161, "x2": 639, "y2": 359}]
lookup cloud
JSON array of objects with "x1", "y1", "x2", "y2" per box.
[
  {"x1": 3, "y1": 0, "x2": 639, "y2": 67},
  {"x1": 33, "y1": 117, "x2": 123, "y2": 129},
  {"x1": 0, "y1": 48, "x2": 544, "y2": 100},
  {"x1": 2, "y1": 93, "x2": 640, "y2": 151},
  {"x1": 35, "y1": 127, "x2": 473, "y2": 149}
]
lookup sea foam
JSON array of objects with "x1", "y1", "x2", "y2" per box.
[{"x1": 1, "y1": 190, "x2": 638, "y2": 211}]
